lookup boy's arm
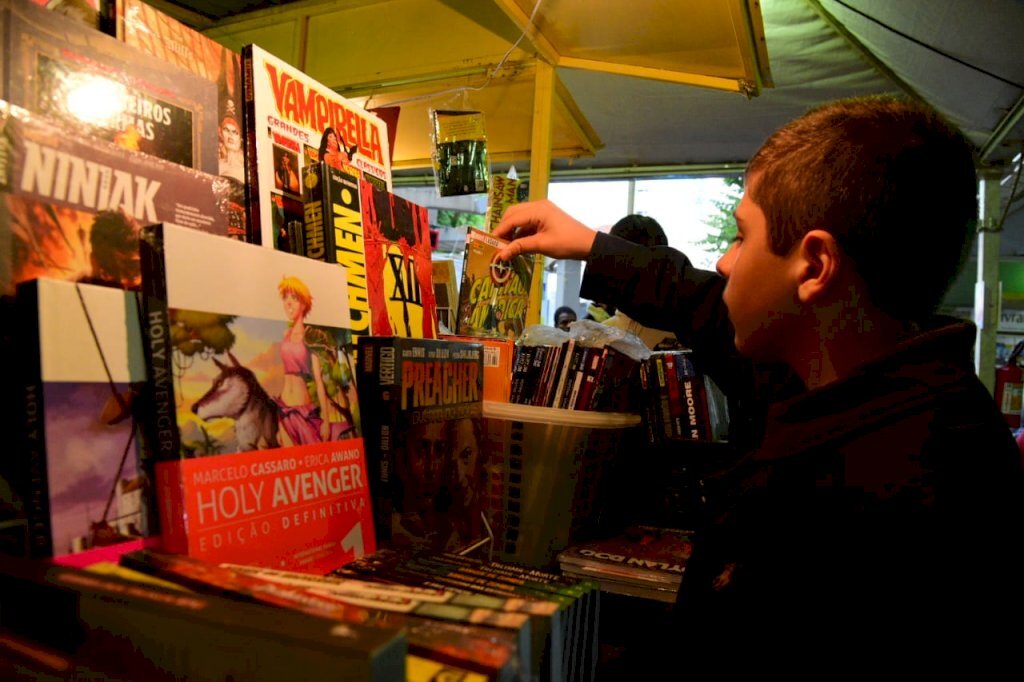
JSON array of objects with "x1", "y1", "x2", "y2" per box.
[{"x1": 581, "y1": 232, "x2": 733, "y2": 360}]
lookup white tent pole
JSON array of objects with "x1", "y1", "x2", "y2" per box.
[{"x1": 975, "y1": 171, "x2": 1002, "y2": 392}]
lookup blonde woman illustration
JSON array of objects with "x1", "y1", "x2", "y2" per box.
[{"x1": 277, "y1": 276, "x2": 330, "y2": 444}]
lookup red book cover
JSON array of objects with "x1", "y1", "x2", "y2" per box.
[
  {"x1": 139, "y1": 223, "x2": 372, "y2": 573},
  {"x1": 359, "y1": 180, "x2": 438, "y2": 338}
]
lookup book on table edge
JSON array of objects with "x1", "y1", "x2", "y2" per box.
[
  {"x1": 0, "y1": 556, "x2": 406, "y2": 681},
  {"x1": 120, "y1": 549, "x2": 521, "y2": 681}
]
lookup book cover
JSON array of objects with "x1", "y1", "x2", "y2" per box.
[
  {"x1": 241, "y1": 44, "x2": 391, "y2": 249},
  {"x1": 138, "y1": 222, "x2": 372, "y2": 573},
  {"x1": 444, "y1": 334, "x2": 514, "y2": 403},
  {"x1": 360, "y1": 180, "x2": 438, "y2": 338},
  {"x1": 6, "y1": 0, "x2": 219, "y2": 174},
  {"x1": 455, "y1": 228, "x2": 533, "y2": 341},
  {"x1": 558, "y1": 526, "x2": 693, "y2": 587},
  {"x1": 302, "y1": 160, "x2": 373, "y2": 337},
  {"x1": 120, "y1": 549, "x2": 518, "y2": 681},
  {"x1": 675, "y1": 350, "x2": 712, "y2": 442},
  {"x1": 16, "y1": 278, "x2": 146, "y2": 559},
  {"x1": 431, "y1": 259, "x2": 459, "y2": 333},
  {"x1": 0, "y1": 99, "x2": 240, "y2": 297},
  {"x1": 356, "y1": 337, "x2": 485, "y2": 552},
  {"x1": 113, "y1": 0, "x2": 247, "y2": 235},
  {"x1": 336, "y1": 547, "x2": 569, "y2": 682},
  {"x1": 0, "y1": 556, "x2": 407, "y2": 681}
]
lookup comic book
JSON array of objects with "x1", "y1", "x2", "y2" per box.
[
  {"x1": 455, "y1": 228, "x2": 533, "y2": 341},
  {"x1": 557, "y1": 525, "x2": 693, "y2": 596},
  {"x1": 240, "y1": 43, "x2": 391, "y2": 249},
  {"x1": 0, "y1": 99, "x2": 239, "y2": 297},
  {"x1": 443, "y1": 334, "x2": 514, "y2": 403},
  {"x1": 356, "y1": 337, "x2": 484, "y2": 552},
  {"x1": 431, "y1": 259, "x2": 459, "y2": 333},
  {"x1": 120, "y1": 549, "x2": 519, "y2": 681},
  {"x1": 302, "y1": 160, "x2": 374, "y2": 337},
  {"x1": 139, "y1": 222, "x2": 372, "y2": 573},
  {"x1": 4, "y1": 0, "x2": 219, "y2": 174},
  {"x1": 360, "y1": 179, "x2": 438, "y2": 338},
  {"x1": 112, "y1": 0, "x2": 247, "y2": 236},
  {"x1": 15, "y1": 278, "x2": 146, "y2": 559},
  {"x1": 0, "y1": 556, "x2": 407, "y2": 681}
]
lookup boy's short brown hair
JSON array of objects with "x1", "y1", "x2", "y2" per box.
[{"x1": 747, "y1": 95, "x2": 978, "y2": 320}]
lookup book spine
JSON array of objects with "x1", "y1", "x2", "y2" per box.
[
  {"x1": 677, "y1": 352, "x2": 710, "y2": 442},
  {"x1": 240, "y1": 46, "x2": 263, "y2": 246},
  {"x1": 664, "y1": 353, "x2": 682, "y2": 438},
  {"x1": 355, "y1": 336, "x2": 395, "y2": 544},
  {"x1": 325, "y1": 168, "x2": 372, "y2": 338},
  {"x1": 301, "y1": 161, "x2": 334, "y2": 263},
  {"x1": 138, "y1": 224, "x2": 180, "y2": 463},
  {"x1": 17, "y1": 281, "x2": 52, "y2": 559},
  {"x1": 154, "y1": 462, "x2": 187, "y2": 555}
]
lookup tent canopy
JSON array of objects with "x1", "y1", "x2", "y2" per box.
[{"x1": 153, "y1": 0, "x2": 1024, "y2": 252}]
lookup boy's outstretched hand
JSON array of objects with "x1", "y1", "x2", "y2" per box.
[{"x1": 493, "y1": 200, "x2": 598, "y2": 261}]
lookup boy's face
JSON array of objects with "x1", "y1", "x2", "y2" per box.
[{"x1": 716, "y1": 179, "x2": 801, "y2": 362}]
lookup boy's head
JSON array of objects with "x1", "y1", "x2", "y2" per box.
[{"x1": 744, "y1": 95, "x2": 978, "y2": 321}]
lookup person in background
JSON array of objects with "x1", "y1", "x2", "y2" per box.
[
  {"x1": 494, "y1": 95, "x2": 1024, "y2": 668},
  {"x1": 553, "y1": 305, "x2": 577, "y2": 332},
  {"x1": 602, "y1": 214, "x2": 681, "y2": 350}
]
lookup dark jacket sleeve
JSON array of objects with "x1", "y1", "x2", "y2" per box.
[{"x1": 581, "y1": 232, "x2": 801, "y2": 452}]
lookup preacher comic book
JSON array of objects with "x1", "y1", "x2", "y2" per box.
[
  {"x1": 4, "y1": 0, "x2": 219, "y2": 174},
  {"x1": 241, "y1": 43, "x2": 391, "y2": 249},
  {"x1": 356, "y1": 337, "x2": 484, "y2": 552},
  {"x1": 0, "y1": 99, "x2": 239, "y2": 297},
  {"x1": 139, "y1": 223, "x2": 373, "y2": 573}
]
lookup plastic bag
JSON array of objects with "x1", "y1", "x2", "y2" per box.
[{"x1": 430, "y1": 109, "x2": 489, "y2": 197}]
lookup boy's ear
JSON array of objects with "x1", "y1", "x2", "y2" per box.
[{"x1": 795, "y1": 229, "x2": 841, "y2": 304}]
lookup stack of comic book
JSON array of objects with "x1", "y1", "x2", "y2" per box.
[
  {"x1": 509, "y1": 341, "x2": 640, "y2": 412},
  {"x1": 117, "y1": 548, "x2": 519, "y2": 681},
  {"x1": 557, "y1": 526, "x2": 694, "y2": 604},
  {"x1": 638, "y1": 350, "x2": 722, "y2": 443},
  {"x1": 0, "y1": 554, "x2": 407, "y2": 681},
  {"x1": 336, "y1": 546, "x2": 602, "y2": 682}
]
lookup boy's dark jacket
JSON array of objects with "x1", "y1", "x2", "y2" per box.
[{"x1": 583, "y1": 233, "x2": 1024, "y2": 658}]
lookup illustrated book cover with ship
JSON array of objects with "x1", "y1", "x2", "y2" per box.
[{"x1": 15, "y1": 277, "x2": 147, "y2": 559}]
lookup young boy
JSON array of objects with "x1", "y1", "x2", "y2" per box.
[{"x1": 494, "y1": 96, "x2": 1023, "y2": 665}]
